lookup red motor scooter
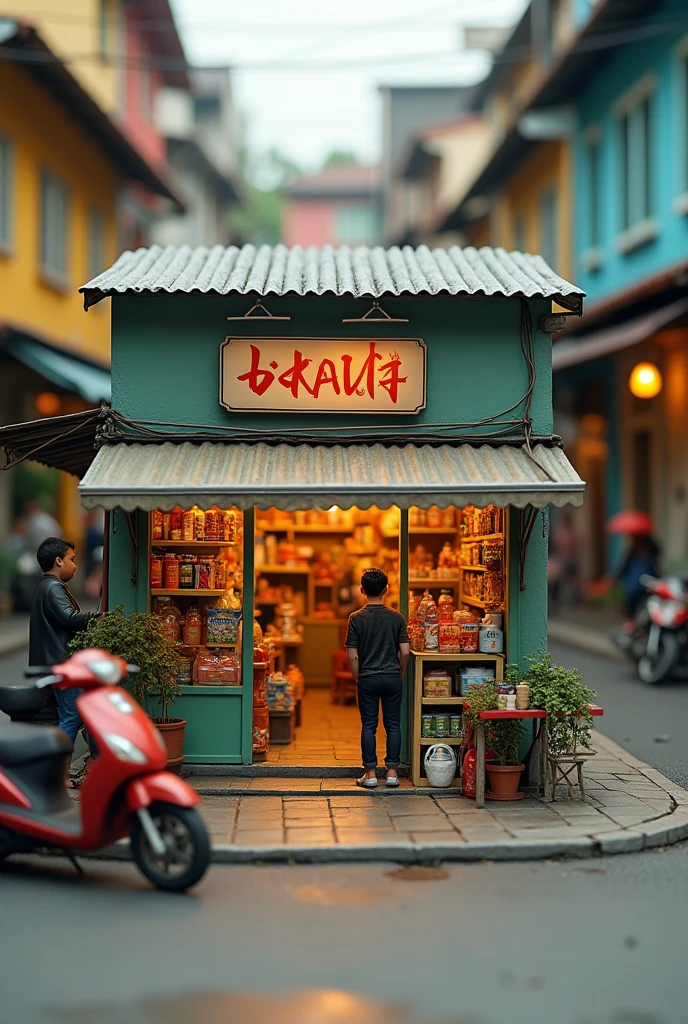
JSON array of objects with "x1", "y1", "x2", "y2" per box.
[{"x1": 0, "y1": 649, "x2": 210, "y2": 891}]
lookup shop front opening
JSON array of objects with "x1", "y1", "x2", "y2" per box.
[{"x1": 148, "y1": 502, "x2": 508, "y2": 776}]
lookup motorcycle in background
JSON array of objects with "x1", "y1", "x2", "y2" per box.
[
  {"x1": 612, "y1": 599, "x2": 651, "y2": 663},
  {"x1": 636, "y1": 574, "x2": 688, "y2": 685}
]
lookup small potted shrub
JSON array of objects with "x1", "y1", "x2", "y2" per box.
[
  {"x1": 524, "y1": 653, "x2": 597, "y2": 755},
  {"x1": 463, "y1": 681, "x2": 525, "y2": 801},
  {"x1": 70, "y1": 607, "x2": 185, "y2": 769}
]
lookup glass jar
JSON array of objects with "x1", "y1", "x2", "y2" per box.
[{"x1": 169, "y1": 507, "x2": 183, "y2": 541}]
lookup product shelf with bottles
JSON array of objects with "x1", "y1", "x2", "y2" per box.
[
  {"x1": 149, "y1": 506, "x2": 245, "y2": 688},
  {"x1": 411, "y1": 652, "x2": 504, "y2": 787}
]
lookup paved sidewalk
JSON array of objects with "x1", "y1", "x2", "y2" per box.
[
  {"x1": 171, "y1": 732, "x2": 688, "y2": 864},
  {"x1": 0, "y1": 615, "x2": 29, "y2": 657}
]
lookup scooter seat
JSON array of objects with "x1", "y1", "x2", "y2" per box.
[
  {"x1": 0, "y1": 721, "x2": 72, "y2": 766},
  {"x1": 0, "y1": 684, "x2": 46, "y2": 717}
]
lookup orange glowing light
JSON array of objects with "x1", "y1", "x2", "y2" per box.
[
  {"x1": 35, "y1": 392, "x2": 61, "y2": 416},
  {"x1": 629, "y1": 362, "x2": 662, "y2": 399}
]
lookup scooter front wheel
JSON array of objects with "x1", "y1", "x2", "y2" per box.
[{"x1": 130, "y1": 802, "x2": 210, "y2": 892}]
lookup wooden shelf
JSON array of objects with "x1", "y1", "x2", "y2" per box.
[
  {"x1": 292, "y1": 525, "x2": 358, "y2": 533},
  {"x1": 462, "y1": 596, "x2": 487, "y2": 609},
  {"x1": 176, "y1": 643, "x2": 237, "y2": 649},
  {"x1": 420, "y1": 737, "x2": 462, "y2": 746},
  {"x1": 151, "y1": 589, "x2": 227, "y2": 596},
  {"x1": 461, "y1": 533, "x2": 503, "y2": 543},
  {"x1": 422, "y1": 697, "x2": 465, "y2": 705},
  {"x1": 408, "y1": 578, "x2": 460, "y2": 587},
  {"x1": 409, "y1": 527, "x2": 457, "y2": 534},
  {"x1": 256, "y1": 565, "x2": 310, "y2": 574},
  {"x1": 411, "y1": 651, "x2": 503, "y2": 661},
  {"x1": 152, "y1": 540, "x2": 238, "y2": 548},
  {"x1": 461, "y1": 565, "x2": 488, "y2": 572},
  {"x1": 313, "y1": 579, "x2": 334, "y2": 586}
]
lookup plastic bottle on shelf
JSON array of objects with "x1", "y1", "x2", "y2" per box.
[
  {"x1": 183, "y1": 606, "x2": 202, "y2": 646},
  {"x1": 424, "y1": 595, "x2": 439, "y2": 651}
]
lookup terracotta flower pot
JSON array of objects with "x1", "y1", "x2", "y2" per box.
[
  {"x1": 485, "y1": 762, "x2": 525, "y2": 801},
  {"x1": 154, "y1": 718, "x2": 186, "y2": 773}
]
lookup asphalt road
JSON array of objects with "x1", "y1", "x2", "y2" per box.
[
  {"x1": 548, "y1": 639, "x2": 688, "y2": 790},
  {"x1": 1, "y1": 848, "x2": 686, "y2": 1024},
  {"x1": 1, "y1": 643, "x2": 686, "y2": 1024}
]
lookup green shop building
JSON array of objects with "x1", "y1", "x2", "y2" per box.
[{"x1": 67, "y1": 244, "x2": 584, "y2": 782}]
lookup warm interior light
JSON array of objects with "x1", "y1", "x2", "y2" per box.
[
  {"x1": 35, "y1": 392, "x2": 61, "y2": 416},
  {"x1": 629, "y1": 362, "x2": 662, "y2": 399}
]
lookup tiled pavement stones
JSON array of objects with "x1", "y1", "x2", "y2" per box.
[{"x1": 81, "y1": 732, "x2": 688, "y2": 865}]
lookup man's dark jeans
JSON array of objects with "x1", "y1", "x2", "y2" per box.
[{"x1": 358, "y1": 673, "x2": 403, "y2": 770}]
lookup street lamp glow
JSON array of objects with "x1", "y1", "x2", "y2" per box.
[{"x1": 629, "y1": 362, "x2": 662, "y2": 399}]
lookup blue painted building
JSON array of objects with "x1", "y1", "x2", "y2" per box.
[{"x1": 549, "y1": 0, "x2": 688, "y2": 575}]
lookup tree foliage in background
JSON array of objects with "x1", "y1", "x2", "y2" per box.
[{"x1": 228, "y1": 145, "x2": 361, "y2": 246}]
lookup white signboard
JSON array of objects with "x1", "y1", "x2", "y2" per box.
[{"x1": 220, "y1": 337, "x2": 427, "y2": 414}]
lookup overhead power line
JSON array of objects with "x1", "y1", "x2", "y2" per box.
[{"x1": 1, "y1": 16, "x2": 685, "y2": 74}]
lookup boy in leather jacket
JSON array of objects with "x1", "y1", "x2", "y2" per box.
[{"x1": 29, "y1": 538, "x2": 98, "y2": 745}]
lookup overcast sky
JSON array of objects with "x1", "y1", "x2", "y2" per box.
[{"x1": 171, "y1": 0, "x2": 527, "y2": 172}]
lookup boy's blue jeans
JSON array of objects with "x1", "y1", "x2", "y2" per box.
[{"x1": 55, "y1": 688, "x2": 82, "y2": 743}]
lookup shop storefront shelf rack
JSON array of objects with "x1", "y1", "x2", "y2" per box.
[
  {"x1": 411, "y1": 651, "x2": 504, "y2": 787},
  {"x1": 151, "y1": 589, "x2": 227, "y2": 597},
  {"x1": 152, "y1": 541, "x2": 238, "y2": 548}
]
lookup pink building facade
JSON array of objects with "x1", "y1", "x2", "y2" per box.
[{"x1": 283, "y1": 165, "x2": 381, "y2": 247}]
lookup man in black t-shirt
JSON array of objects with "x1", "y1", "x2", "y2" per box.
[{"x1": 345, "y1": 568, "x2": 410, "y2": 788}]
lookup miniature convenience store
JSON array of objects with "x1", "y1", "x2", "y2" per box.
[{"x1": 76, "y1": 244, "x2": 585, "y2": 783}]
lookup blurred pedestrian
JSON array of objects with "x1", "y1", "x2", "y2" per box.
[
  {"x1": 549, "y1": 511, "x2": 580, "y2": 610},
  {"x1": 24, "y1": 500, "x2": 62, "y2": 550},
  {"x1": 29, "y1": 538, "x2": 98, "y2": 787},
  {"x1": 616, "y1": 534, "x2": 660, "y2": 628}
]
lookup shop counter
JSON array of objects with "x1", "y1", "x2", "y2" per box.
[{"x1": 174, "y1": 685, "x2": 244, "y2": 764}]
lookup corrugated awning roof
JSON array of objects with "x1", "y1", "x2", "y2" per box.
[
  {"x1": 79, "y1": 243, "x2": 585, "y2": 312},
  {"x1": 79, "y1": 441, "x2": 584, "y2": 512},
  {"x1": 553, "y1": 297, "x2": 688, "y2": 371}
]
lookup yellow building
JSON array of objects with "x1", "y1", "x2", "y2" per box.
[
  {"x1": 0, "y1": 21, "x2": 178, "y2": 555},
  {"x1": 436, "y1": 1, "x2": 577, "y2": 284}
]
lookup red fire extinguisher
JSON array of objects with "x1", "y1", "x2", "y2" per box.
[
  {"x1": 462, "y1": 745, "x2": 497, "y2": 800},
  {"x1": 462, "y1": 748, "x2": 476, "y2": 798}
]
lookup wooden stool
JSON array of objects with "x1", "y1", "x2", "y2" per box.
[
  {"x1": 331, "y1": 651, "x2": 357, "y2": 705},
  {"x1": 546, "y1": 752, "x2": 595, "y2": 801}
]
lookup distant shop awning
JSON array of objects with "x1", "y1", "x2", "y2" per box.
[
  {"x1": 6, "y1": 336, "x2": 111, "y2": 403},
  {"x1": 0, "y1": 406, "x2": 111, "y2": 477},
  {"x1": 552, "y1": 297, "x2": 688, "y2": 372},
  {"x1": 79, "y1": 441, "x2": 585, "y2": 511}
]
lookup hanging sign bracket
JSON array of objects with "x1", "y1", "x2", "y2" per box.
[
  {"x1": 226, "y1": 300, "x2": 291, "y2": 322},
  {"x1": 342, "y1": 301, "x2": 409, "y2": 324}
]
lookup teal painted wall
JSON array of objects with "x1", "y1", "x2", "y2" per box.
[
  {"x1": 106, "y1": 290, "x2": 555, "y2": 763},
  {"x1": 110, "y1": 294, "x2": 553, "y2": 437}
]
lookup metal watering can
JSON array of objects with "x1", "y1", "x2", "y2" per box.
[{"x1": 423, "y1": 743, "x2": 457, "y2": 788}]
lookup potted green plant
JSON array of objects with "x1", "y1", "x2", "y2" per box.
[
  {"x1": 463, "y1": 680, "x2": 525, "y2": 801},
  {"x1": 523, "y1": 653, "x2": 597, "y2": 755},
  {"x1": 69, "y1": 607, "x2": 185, "y2": 769}
]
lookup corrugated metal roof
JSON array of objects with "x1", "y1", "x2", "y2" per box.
[
  {"x1": 79, "y1": 244, "x2": 585, "y2": 312},
  {"x1": 79, "y1": 441, "x2": 584, "y2": 512}
]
